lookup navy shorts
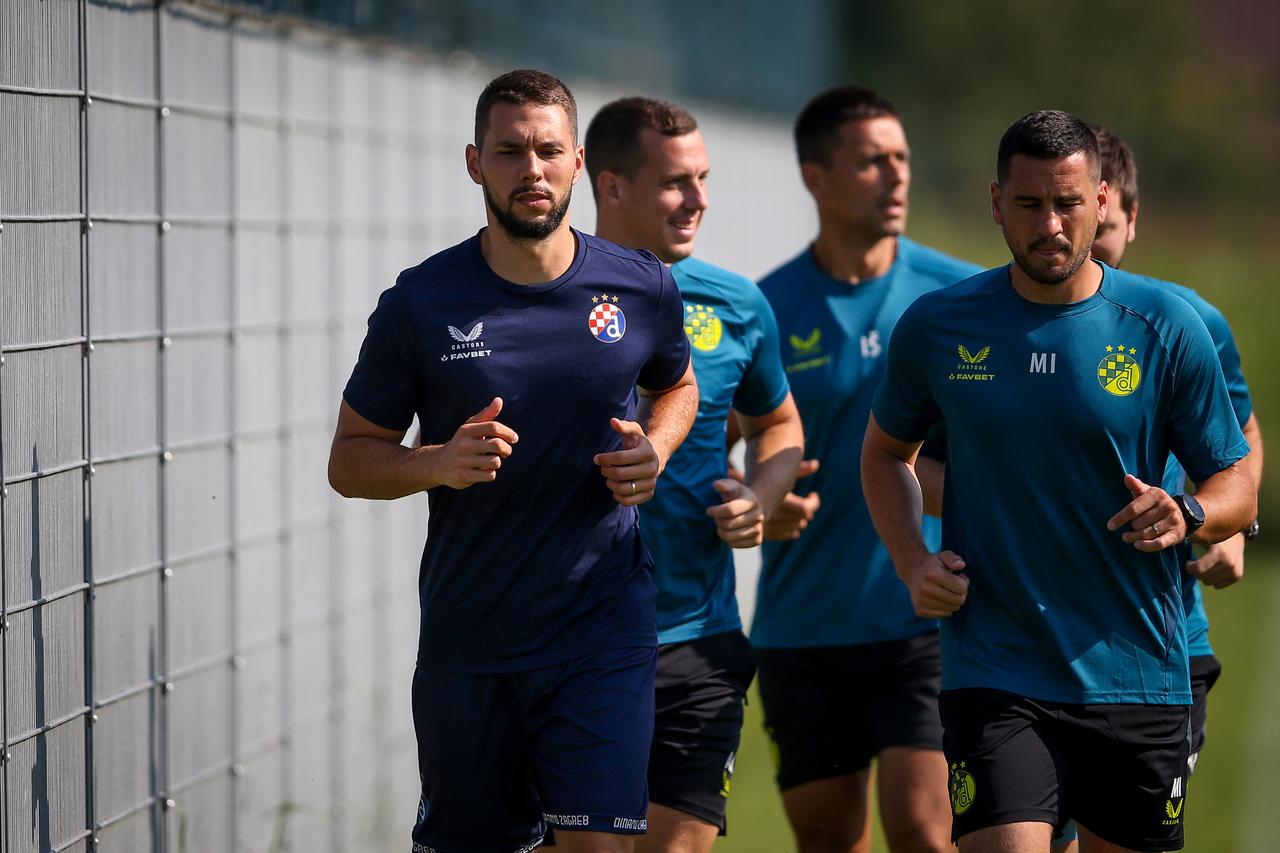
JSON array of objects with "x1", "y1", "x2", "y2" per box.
[
  {"x1": 941, "y1": 688, "x2": 1191, "y2": 852},
  {"x1": 410, "y1": 645, "x2": 657, "y2": 853},
  {"x1": 755, "y1": 631, "x2": 944, "y2": 790},
  {"x1": 650, "y1": 629, "x2": 756, "y2": 832}
]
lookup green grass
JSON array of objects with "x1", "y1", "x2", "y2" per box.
[{"x1": 720, "y1": 555, "x2": 1280, "y2": 852}]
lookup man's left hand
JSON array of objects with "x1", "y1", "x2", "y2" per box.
[
  {"x1": 1185, "y1": 533, "x2": 1246, "y2": 589},
  {"x1": 706, "y1": 479, "x2": 764, "y2": 548},
  {"x1": 595, "y1": 418, "x2": 661, "y2": 506},
  {"x1": 1107, "y1": 474, "x2": 1186, "y2": 552}
]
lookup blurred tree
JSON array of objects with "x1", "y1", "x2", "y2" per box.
[{"x1": 836, "y1": 0, "x2": 1280, "y2": 218}]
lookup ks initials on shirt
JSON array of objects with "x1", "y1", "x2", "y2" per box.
[{"x1": 1029, "y1": 352, "x2": 1057, "y2": 374}]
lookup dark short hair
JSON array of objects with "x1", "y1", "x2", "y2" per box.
[
  {"x1": 996, "y1": 110, "x2": 1100, "y2": 184},
  {"x1": 794, "y1": 86, "x2": 899, "y2": 166},
  {"x1": 474, "y1": 69, "x2": 577, "y2": 147},
  {"x1": 1089, "y1": 124, "x2": 1139, "y2": 218},
  {"x1": 584, "y1": 97, "x2": 699, "y2": 197}
]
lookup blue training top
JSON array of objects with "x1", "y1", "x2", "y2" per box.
[
  {"x1": 1142, "y1": 274, "x2": 1254, "y2": 658},
  {"x1": 873, "y1": 261, "x2": 1249, "y2": 704},
  {"x1": 343, "y1": 229, "x2": 691, "y2": 673},
  {"x1": 639, "y1": 257, "x2": 790, "y2": 645},
  {"x1": 751, "y1": 237, "x2": 980, "y2": 648}
]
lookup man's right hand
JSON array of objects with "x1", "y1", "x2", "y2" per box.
[
  {"x1": 762, "y1": 458, "x2": 820, "y2": 541},
  {"x1": 901, "y1": 550, "x2": 968, "y2": 618},
  {"x1": 428, "y1": 397, "x2": 518, "y2": 490}
]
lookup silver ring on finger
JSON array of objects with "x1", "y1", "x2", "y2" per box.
[
  {"x1": 629, "y1": 480, "x2": 637, "y2": 496},
  {"x1": 1149, "y1": 522, "x2": 1160, "y2": 536}
]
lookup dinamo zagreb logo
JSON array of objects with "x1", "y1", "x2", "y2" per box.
[
  {"x1": 949, "y1": 761, "x2": 976, "y2": 815},
  {"x1": 588, "y1": 293, "x2": 626, "y2": 343},
  {"x1": 1097, "y1": 343, "x2": 1142, "y2": 397},
  {"x1": 684, "y1": 303, "x2": 722, "y2": 352}
]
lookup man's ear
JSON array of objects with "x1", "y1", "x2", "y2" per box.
[
  {"x1": 799, "y1": 161, "x2": 825, "y2": 198},
  {"x1": 990, "y1": 180, "x2": 1003, "y2": 227},
  {"x1": 596, "y1": 170, "x2": 624, "y2": 207},
  {"x1": 1126, "y1": 198, "x2": 1139, "y2": 244},
  {"x1": 465, "y1": 143, "x2": 483, "y2": 186}
]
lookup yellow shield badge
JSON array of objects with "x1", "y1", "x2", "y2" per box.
[
  {"x1": 1097, "y1": 344, "x2": 1142, "y2": 397},
  {"x1": 685, "y1": 303, "x2": 722, "y2": 352}
]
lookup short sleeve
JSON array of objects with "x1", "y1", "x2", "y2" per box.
[
  {"x1": 918, "y1": 422, "x2": 949, "y2": 463},
  {"x1": 341, "y1": 277, "x2": 424, "y2": 431},
  {"x1": 1164, "y1": 306, "x2": 1250, "y2": 484},
  {"x1": 638, "y1": 263, "x2": 693, "y2": 391},
  {"x1": 732, "y1": 286, "x2": 791, "y2": 417},
  {"x1": 1197, "y1": 299, "x2": 1253, "y2": 426},
  {"x1": 870, "y1": 301, "x2": 942, "y2": 443}
]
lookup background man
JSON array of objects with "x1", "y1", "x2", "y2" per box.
[
  {"x1": 328, "y1": 69, "x2": 698, "y2": 853},
  {"x1": 863, "y1": 109, "x2": 1256, "y2": 853},
  {"x1": 587, "y1": 96, "x2": 804, "y2": 853},
  {"x1": 740, "y1": 86, "x2": 978, "y2": 853}
]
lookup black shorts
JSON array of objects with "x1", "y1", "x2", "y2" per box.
[
  {"x1": 1188, "y1": 653, "x2": 1221, "y2": 763},
  {"x1": 649, "y1": 629, "x2": 756, "y2": 832},
  {"x1": 940, "y1": 688, "x2": 1192, "y2": 852},
  {"x1": 755, "y1": 631, "x2": 944, "y2": 791}
]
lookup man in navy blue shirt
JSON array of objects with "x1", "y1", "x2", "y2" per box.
[
  {"x1": 587, "y1": 96, "x2": 803, "y2": 853},
  {"x1": 863, "y1": 110, "x2": 1256, "y2": 853},
  {"x1": 328, "y1": 69, "x2": 698, "y2": 853}
]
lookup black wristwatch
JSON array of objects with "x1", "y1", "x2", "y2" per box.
[
  {"x1": 1243, "y1": 518, "x2": 1260, "y2": 542},
  {"x1": 1174, "y1": 494, "x2": 1205, "y2": 535}
]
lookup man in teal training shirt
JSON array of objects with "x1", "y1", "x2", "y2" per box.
[
  {"x1": 587, "y1": 97, "x2": 804, "y2": 853},
  {"x1": 863, "y1": 110, "x2": 1256, "y2": 853},
  {"x1": 742, "y1": 87, "x2": 979, "y2": 853}
]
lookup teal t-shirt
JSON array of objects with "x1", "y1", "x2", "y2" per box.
[
  {"x1": 639, "y1": 257, "x2": 790, "y2": 645},
  {"x1": 872, "y1": 262, "x2": 1249, "y2": 704},
  {"x1": 751, "y1": 237, "x2": 980, "y2": 648},
  {"x1": 1144, "y1": 275, "x2": 1254, "y2": 658}
]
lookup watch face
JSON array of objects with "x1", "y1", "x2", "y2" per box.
[{"x1": 1182, "y1": 494, "x2": 1206, "y2": 527}]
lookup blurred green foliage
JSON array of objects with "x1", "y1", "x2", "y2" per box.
[{"x1": 836, "y1": 0, "x2": 1280, "y2": 219}]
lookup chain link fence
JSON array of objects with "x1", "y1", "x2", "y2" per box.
[{"x1": 0, "y1": 2, "x2": 815, "y2": 851}]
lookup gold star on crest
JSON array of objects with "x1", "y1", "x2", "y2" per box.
[
  {"x1": 1128, "y1": 347, "x2": 1136, "y2": 355},
  {"x1": 611, "y1": 295, "x2": 619, "y2": 303},
  {"x1": 591, "y1": 296, "x2": 599, "y2": 303},
  {"x1": 1106, "y1": 345, "x2": 1114, "y2": 352}
]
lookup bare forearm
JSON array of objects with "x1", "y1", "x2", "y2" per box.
[
  {"x1": 916, "y1": 456, "x2": 945, "y2": 517},
  {"x1": 1242, "y1": 414, "x2": 1264, "y2": 492},
  {"x1": 328, "y1": 436, "x2": 439, "y2": 499},
  {"x1": 745, "y1": 419, "x2": 804, "y2": 518},
  {"x1": 861, "y1": 443, "x2": 930, "y2": 574},
  {"x1": 638, "y1": 382, "x2": 698, "y2": 472},
  {"x1": 1191, "y1": 463, "x2": 1257, "y2": 545}
]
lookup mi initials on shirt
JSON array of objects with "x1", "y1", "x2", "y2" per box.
[{"x1": 1029, "y1": 352, "x2": 1057, "y2": 374}]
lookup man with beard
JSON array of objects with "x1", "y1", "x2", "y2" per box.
[
  {"x1": 738, "y1": 86, "x2": 977, "y2": 853},
  {"x1": 862, "y1": 109, "x2": 1257, "y2": 852},
  {"x1": 1043, "y1": 124, "x2": 1266, "y2": 853},
  {"x1": 586, "y1": 96, "x2": 804, "y2": 853},
  {"x1": 328, "y1": 69, "x2": 698, "y2": 853}
]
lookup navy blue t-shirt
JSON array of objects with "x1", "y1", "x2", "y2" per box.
[
  {"x1": 343, "y1": 229, "x2": 691, "y2": 673},
  {"x1": 872, "y1": 262, "x2": 1248, "y2": 704}
]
